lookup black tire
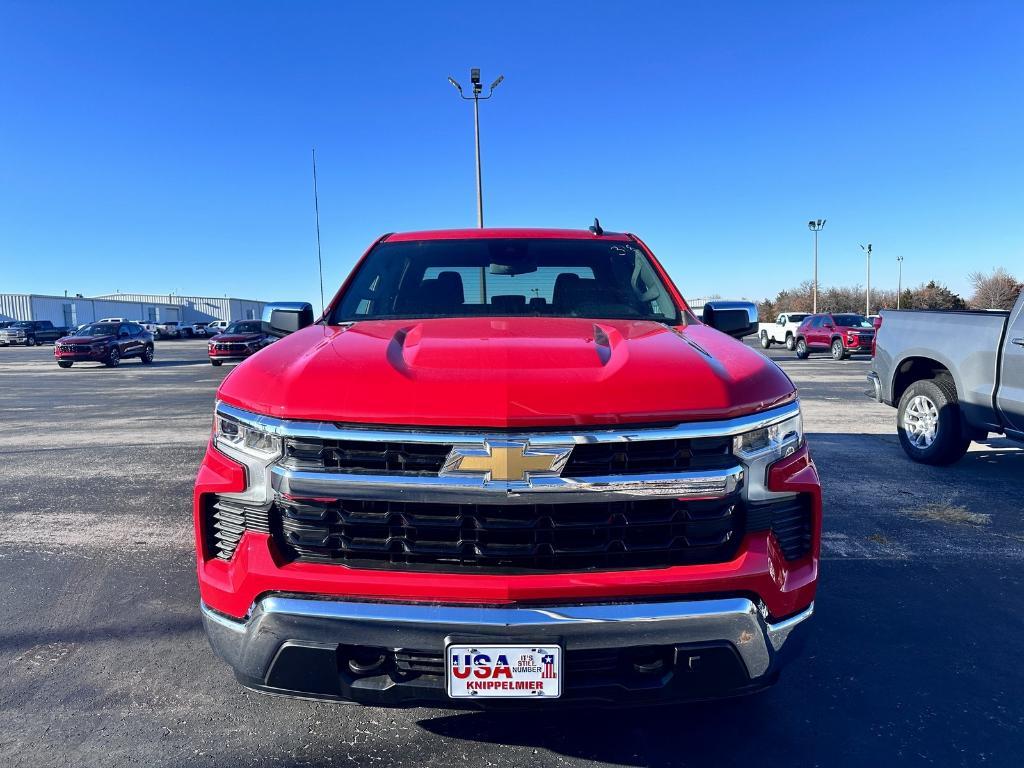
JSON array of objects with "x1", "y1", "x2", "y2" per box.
[
  {"x1": 141, "y1": 345, "x2": 154, "y2": 364},
  {"x1": 896, "y1": 378, "x2": 971, "y2": 465},
  {"x1": 57, "y1": 361, "x2": 73, "y2": 369},
  {"x1": 831, "y1": 339, "x2": 847, "y2": 361},
  {"x1": 211, "y1": 359, "x2": 223, "y2": 367},
  {"x1": 760, "y1": 331, "x2": 772, "y2": 349},
  {"x1": 785, "y1": 334, "x2": 796, "y2": 351},
  {"x1": 25, "y1": 336, "x2": 36, "y2": 347},
  {"x1": 795, "y1": 338, "x2": 810, "y2": 359},
  {"x1": 106, "y1": 346, "x2": 121, "y2": 368}
]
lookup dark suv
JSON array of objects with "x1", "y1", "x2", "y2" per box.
[
  {"x1": 207, "y1": 320, "x2": 272, "y2": 366},
  {"x1": 794, "y1": 313, "x2": 876, "y2": 360},
  {"x1": 55, "y1": 322, "x2": 155, "y2": 368}
]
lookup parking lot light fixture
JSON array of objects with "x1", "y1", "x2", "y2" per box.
[
  {"x1": 807, "y1": 219, "x2": 826, "y2": 313},
  {"x1": 897, "y1": 255, "x2": 904, "y2": 309},
  {"x1": 448, "y1": 68, "x2": 505, "y2": 229},
  {"x1": 861, "y1": 243, "x2": 872, "y2": 315}
]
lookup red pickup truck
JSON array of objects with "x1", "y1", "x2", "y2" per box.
[{"x1": 194, "y1": 228, "x2": 820, "y2": 707}]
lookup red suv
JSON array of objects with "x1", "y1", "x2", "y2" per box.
[
  {"x1": 54, "y1": 321, "x2": 155, "y2": 368},
  {"x1": 207, "y1": 320, "x2": 272, "y2": 366},
  {"x1": 794, "y1": 313, "x2": 876, "y2": 360}
]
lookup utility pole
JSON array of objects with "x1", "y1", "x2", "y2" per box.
[
  {"x1": 807, "y1": 219, "x2": 826, "y2": 313},
  {"x1": 449, "y1": 68, "x2": 505, "y2": 303},
  {"x1": 861, "y1": 243, "x2": 872, "y2": 315},
  {"x1": 896, "y1": 255, "x2": 904, "y2": 309}
]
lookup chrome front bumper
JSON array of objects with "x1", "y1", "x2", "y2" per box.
[{"x1": 202, "y1": 596, "x2": 814, "y2": 705}]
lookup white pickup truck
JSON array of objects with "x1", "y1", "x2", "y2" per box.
[{"x1": 758, "y1": 312, "x2": 810, "y2": 350}]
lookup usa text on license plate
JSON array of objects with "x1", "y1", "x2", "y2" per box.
[{"x1": 446, "y1": 644, "x2": 562, "y2": 699}]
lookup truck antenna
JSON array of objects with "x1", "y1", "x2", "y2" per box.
[
  {"x1": 312, "y1": 148, "x2": 325, "y2": 316},
  {"x1": 589, "y1": 217, "x2": 604, "y2": 236}
]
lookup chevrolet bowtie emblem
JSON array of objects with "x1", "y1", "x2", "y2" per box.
[{"x1": 442, "y1": 441, "x2": 573, "y2": 483}]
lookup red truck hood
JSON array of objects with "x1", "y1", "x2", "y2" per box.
[{"x1": 217, "y1": 318, "x2": 796, "y2": 428}]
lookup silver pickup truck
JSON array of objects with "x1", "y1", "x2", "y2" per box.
[{"x1": 868, "y1": 291, "x2": 1024, "y2": 464}]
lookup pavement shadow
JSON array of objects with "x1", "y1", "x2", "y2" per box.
[{"x1": 415, "y1": 696, "x2": 773, "y2": 767}]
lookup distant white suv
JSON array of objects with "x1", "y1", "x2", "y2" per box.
[
  {"x1": 758, "y1": 312, "x2": 810, "y2": 350},
  {"x1": 206, "y1": 320, "x2": 230, "y2": 335}
]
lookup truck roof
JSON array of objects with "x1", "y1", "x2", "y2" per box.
[{"x1": 384, "y1": 227, "x2": 633, "y2": 242}]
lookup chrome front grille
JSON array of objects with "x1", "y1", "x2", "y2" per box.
[{"x1": 205, "y1": 400, "x2": 810, "y2": 570}]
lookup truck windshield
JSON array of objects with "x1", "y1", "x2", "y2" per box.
[
  {"x1": 833, "y1": 314, "x2": 872, "y2": 328},
  {"x1": 331, "y1": 238, "x2": 681, "y2": 323}
]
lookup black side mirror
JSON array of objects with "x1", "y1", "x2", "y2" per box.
[
  {"x1": 263, "y1": 302, "x2": 314, "y2": 337},
  {"x1": 701, "y1": 301, "x2": 758, "y2": 339}
]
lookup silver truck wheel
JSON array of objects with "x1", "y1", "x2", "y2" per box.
[
  {"x1": 903, "y1": 395, "x2": 939, "y2": 448},
  {"x1": 760, "y1": 331, "x2": 771, "y2": 349},
  {"x1": 896, "y1": 379, "x2": 971, "y2": 465},
  {"x1": 785, "y1": 334, "x2": 795, "y2": 350},
  {"x1": 26, "y1": 337, "x2": 36, "y2": 347}
]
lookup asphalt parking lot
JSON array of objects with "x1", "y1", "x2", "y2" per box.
[{"x1": 1, "y1": 339, "x2": 1022, "y2": 767}]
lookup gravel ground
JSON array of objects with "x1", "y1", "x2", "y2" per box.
[{"x1": 0, "y1": 338, "x2": 1022, "y2": 767}]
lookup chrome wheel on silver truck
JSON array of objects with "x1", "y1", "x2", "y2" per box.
[
  {"x1": 760, "y1": 331, "x2": 772, "y2": 349},
  {"x1": 785, "y1": 334, "x2": 795, "y2": 350},
  {"x1": 897, "y1": 379, "x2": 971, "y2": 465},
  {"x1": 903, "y1": 395, "x2": 938, "y2": 447}
]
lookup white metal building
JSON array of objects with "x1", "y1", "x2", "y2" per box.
[{"x1": 0, "y1": 293, "x2": 265, "y2": 327}]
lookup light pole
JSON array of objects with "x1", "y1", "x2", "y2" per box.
[
  {"x1": 860, "y1": 243, "x2": 872, "y2": 315},
  {"x1": 896, "y1": 256, "x2": 904, "y2": 309},
  {"x1": 448, "y1": 69, "x2": 504, "y2": 228},
  {"x1": 807, "y1": 219, "x2": 826, "y2": 313}
]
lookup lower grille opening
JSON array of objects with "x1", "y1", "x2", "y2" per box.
[
  {"x1": 203, "y1": 496, "x2": 270, "y2": 561},
  {"x1": 746, "y1": 496, "x2": 813, "y2": 561}
]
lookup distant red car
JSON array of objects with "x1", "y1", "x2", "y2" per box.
[
  {"x1": 207, "y1": 320, "x2": 272, "y2": 366},
  {"x1": 54, "y1": 321, "x2": 155, "y2": 368},
  {"x1": 794, "y1": 313, "x2": 876, "y2": 360}
]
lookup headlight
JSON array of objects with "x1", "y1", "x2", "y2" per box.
[
  {"x1": 92, "y1": 343, "x2": 105, "y2": 352},
  {"x1": 214, "y1": 410, "x2": 281, "y2": 460},
  {"x1": 212, "y1": 403, "x2": 282, "y2": 503},
  {"x1": 733, "y1": 409, "x2": 803, "y2": 501}
]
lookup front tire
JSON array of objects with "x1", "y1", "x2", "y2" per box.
[
  {"x1": 897, "y1": 379, "x2": 971, "y2": 465},
  {"x1": 831, "y1": 339, "x2": 847, "y2": 361},
  {"x1": 57, "y1": 361, "x2": 73, "y2": 369},
  {"x1": 25, "y1": 337, "x2": 36, "y2": 347},
  {"x1": 141, "y1": 345, "x2": 154, "y2": 364},
  {"x1": 211, "y1": 359, "x2": 223, "y2": 367},
  {"x1": 785, "y1": 334, "x2": 796, "y2": 351},
  {"x1": 760, "y1": 331, "x2": 772, "y2": 349},
  {"x1": 106, "y1": 346, "x2": 120, "y2": 368},
  {"x1": 795, "y1": 338, "x2": 810, "y2": 359}
]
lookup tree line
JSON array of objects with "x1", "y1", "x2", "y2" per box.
[{"x1": 756, "y1": 267, "x2": 1022, "y2": 321}]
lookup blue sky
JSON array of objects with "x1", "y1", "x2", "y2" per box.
[{"x1": 1, "y1": 1, "x2": 1022, "y2": 307}]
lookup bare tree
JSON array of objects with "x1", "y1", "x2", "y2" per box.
[{"x1": 968, "y1": 268, "x2": 1022, "y2": 310}]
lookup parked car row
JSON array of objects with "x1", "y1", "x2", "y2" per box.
[{"x1": 759, "y1": 311, "x2": 877, "y2": 361}]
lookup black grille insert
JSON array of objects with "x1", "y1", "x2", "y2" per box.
[
  {"x1": 563, "y1": 435, "x2": 734, "y2": 475},
  {"x1": 270, "y1": 494, "x2": 744, "y2": 572},
  {"x1": 282, "y1": 438, "x2": 452, "y2": 475}
]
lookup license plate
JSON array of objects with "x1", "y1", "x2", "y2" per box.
[{"x1": 446, "y1": 644, "x2": 562, "y2": 699}]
